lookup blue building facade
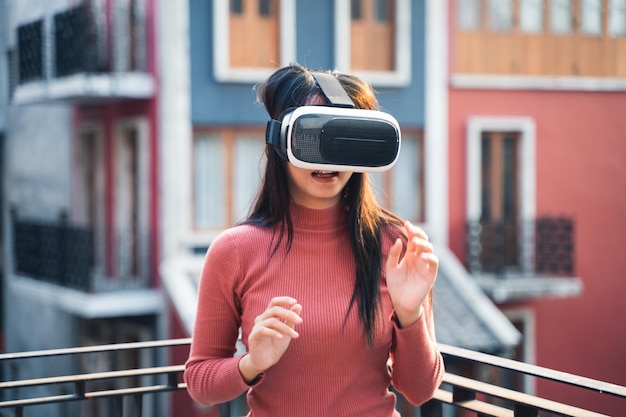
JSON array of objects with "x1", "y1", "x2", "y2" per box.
[{"x1": 189, "y1": 0, "x2": 427, "y2": 126}]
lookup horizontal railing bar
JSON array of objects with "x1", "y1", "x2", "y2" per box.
[
  {"x1": 443, "y1": 373, "x2": 610, "y2": 417},
  {"x1": 439, "y1": 343, "x2": 626, "y2": 399},
  {"x1": 87, "y1": 383, "x2": 188, "y2": 399},
  {"x1": 0, "y1": 394, "x2": 79, "y2": 408},
  {"x1": 0, "y1": 338, "x2": 192, "y2": 361},
  {"x1": 0, "y1": 383, "x2": 188, "y2": 409},
  {"x1": 0, "y1": 365, "x2": 184, "y2": 389},
  {"x1": 432, "y1": 389, "x2": 513, "y2": 417}
]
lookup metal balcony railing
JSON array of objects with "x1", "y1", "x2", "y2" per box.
[
  {"x1": 1, "y1": 339, "x2": 624, "y2": 417},
  {"x1": 16, "y1": 0, "x2": 148, "y2": 85},
  {"x1": 467, "y1": 217, "x2": 575, "y2": 278},
  {"x1": 16, "y1": 19, "x2": 44, "y2": 84},
  {"x1": 11, "y1": 211, "x2": 152, "y2": 292}
]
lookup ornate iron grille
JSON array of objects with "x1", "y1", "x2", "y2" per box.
[
  {"x1": 13, "y1": 214, "x2": 95, "y2": 291},
  {"x1": 54, "y1": 3, "x2": 102, "y2": 77},
  {"x1": 467, "y1": 216, "x2": 575, "y2": 277},
  {"x1": 17, "y1": 19, "x2": 44, "y2": 83}
]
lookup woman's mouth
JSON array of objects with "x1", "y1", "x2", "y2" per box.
[{"x1": 312, "y1": 171, "x2": 339, "y2": 178}]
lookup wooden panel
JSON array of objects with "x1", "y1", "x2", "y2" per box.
[
  {"x1": 351, "y1": 0, "x2": 395, "y2": 71},
  {"x1": 229, "y1": 0, "x2": 279, "y2": 68},
  {"x1": 454, "y1": 0, "x2": 626, "y2": 77},
  {"x1": 614, "y1": 38, "x2": 626, "y2": 76}
]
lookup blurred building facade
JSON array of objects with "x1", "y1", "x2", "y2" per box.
[
  {"x1": 1, "y1": 0, "x2": 167, "y2": 416},
  {"x1": 447, "y1": 0, "x2": 626, "y2": 415}
]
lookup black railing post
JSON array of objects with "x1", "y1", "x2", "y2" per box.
[
  {"x1": 75, "y1": 381, "x2": 85, "y2": 399},
  {"x1": 58, "y1": 211, "x2": 68, "y2": 286},
  {"x1": 114, "y1": 396, "x2": 124, "y2": 417},
  {"x1": 452, "y1": 386, "x2": 475, "y2": 402},
  {"x1": 167, "y1": 371, "x2": 179, "y2": 388},
  {"x1": 130, "y1": 394, "x2": 143, "y2": 417},
  {"x1": 419, "y1": 399, "x2": 443, "y2": 417},
  {"x1": 514, "y1": 403, "x2": 538, "y2": 417}
]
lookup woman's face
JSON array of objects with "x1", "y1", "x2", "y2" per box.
[
  {"x1": 284, "y1": 95, "x2": 353, "y2": 209},
  {"x1": 285, "y1": 163, "x2": 353, "y2": 209}
]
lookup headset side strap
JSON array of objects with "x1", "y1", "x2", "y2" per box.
[{"x1": 265, "y1": 119, "x2": 287, "y2": 159}]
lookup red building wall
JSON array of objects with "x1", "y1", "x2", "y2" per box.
[{"x1": 448, "y1": 89, "x2": 626, "y2": 415}]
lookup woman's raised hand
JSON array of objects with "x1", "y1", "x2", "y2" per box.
[
  {"x1": 386, "y1": 221, "x2": 438, "y2": 328},
  {"x1": 238, "y1": 296, "x2": 303, "y2": 383}
]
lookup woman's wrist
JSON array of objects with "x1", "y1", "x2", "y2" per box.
[
  {"x1": 396, "y1": 305, "x2": 424, "y2": 328},
  {"x1": 238, "y1": 354, "x2": 261, "y2": 384}
]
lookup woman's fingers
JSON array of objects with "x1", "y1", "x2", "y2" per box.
[
  {"x1": 404, "y1": 220, "x2": 428, "y2": 241},
  {"x1": 254, "y1": 297, "x2": 303, "y2": 338},
  {"x1": 386, "y1": 238, "x2": 403, "y2": 270}
]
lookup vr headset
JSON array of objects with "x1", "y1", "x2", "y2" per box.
[{"x1": 265, "y1": 72, "x2": 401, "y2": 172}]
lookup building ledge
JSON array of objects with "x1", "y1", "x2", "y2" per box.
[
  {"x1": 473, "y1": 274, "x2": 583, "y2": 303},
  {"x1": 452, "y1": 73, "x2": 626, "y2": 91},
  {"x1": 10, "y1": 275, "x2": 165, "y2": 318},
  {"x1": 13, "y1": 72, "x2": 155, "y2": 105}
]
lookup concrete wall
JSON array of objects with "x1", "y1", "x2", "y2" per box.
[{"x1": 5, "y1": 104, "x2": 72, "y2": 219}]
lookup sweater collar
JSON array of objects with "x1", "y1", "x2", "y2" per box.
[{"x1": 290, "y1": 201, "x2": 348, "y2": 231}]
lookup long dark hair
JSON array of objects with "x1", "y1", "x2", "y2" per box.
[{"x1": 247, "y1": 63, "x2": 404, "y2": 345}]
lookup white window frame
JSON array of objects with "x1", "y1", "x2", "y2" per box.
[
  {"x1": 213, "y1": 0, "x2": 297, "y2": 83},
  {"x1": 466, "y1": 117, "x2": 536, "y2": 273},
  {"x1": 334, "y1": 0, "x2": 412, "y2": 87}
]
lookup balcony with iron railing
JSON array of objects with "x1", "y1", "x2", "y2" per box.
[
  {"x1": 11, "y1": 210, "x2": 152, "y2": 293},
  {"x1": 466, "y1": 217, "x2": 583, "y2": 303},
  {"x1": 13, "y1": 0, "x2": 154, "y2": 104},
  {"x1": 1, "y1": 338, "x2": 625, "y2": 417}
]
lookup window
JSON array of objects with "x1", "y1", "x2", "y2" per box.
[
  {"x1": 114, "y1": 120, "x2": 151, "y2": 284},
  {"x1": 335, "y1": 0, "x2": 411, "y2": 86},
  {"x1": 375, "y1": 0, "x2": 390, "y2": 22},
  {"x1": 259, "y1": 0, "x2": 272, "y2": 16},
  {"x1": 350, "y1": 0, "x2": 396, "y2": 71},
  {"x1": 370, "y1": 131, "x2": 424, "y2": 222},
  {"x1": 213, "y1": 0, "x2": 296, "y2": 82},
  {"x1": 550, "y1": 0, "x2": 573, "y2": 33},
  {"x1": 489, "y1": 0, "x2": 514, "y2": 31},
  {"x1": 478, "y1": 132, "x2": 521, "y2": 271},
  {"x1": 231, "y1": 0, "x2": 243, "y2": 14},
  {"x1": 457, "y1": 0, "x2": 482, "y2": 30},
  {"x1": 193, "y1": 129, "x2": 265, "y2": 229},
  {"x1": 466, "y1": 117, "x2": 536, "y2": 274},
  {"x1": 581, "y1": 0, "x2": 603, "y2": 35},
  {"x1": 194, "y1": 133, "x2": 226, "y2": 229},
  {"x1": 351, "y1": 0, "x2": 362, "y2": 19},
  {"x1": 609, "y1": 0, "x2": 626, "y2": 36},
  {"x1": 229, "y1": 0, "x2": 279, "y2": 67},
  {"x1": 233, "y1": 134, "x2": 267, "y2": 222},
  {"x1": 520, "y1": 0, "x2": 544, "y2": 33}
]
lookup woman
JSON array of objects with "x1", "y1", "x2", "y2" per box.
[{"x1": 184, "y1": 63, "x2": 444, "y2": 416}]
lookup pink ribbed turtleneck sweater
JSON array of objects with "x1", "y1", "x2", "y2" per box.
[{"x1": 184, "y1": 202, "x2": 443, "y2": 416}]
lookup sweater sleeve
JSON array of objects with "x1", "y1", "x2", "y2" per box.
[
  {"x1": 184, "y1": 231, "x2": 251, "y2": 406},
  {"x1": 388, "y1": 294, "x2": 445, "y2": 405}
]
